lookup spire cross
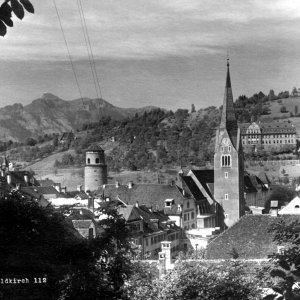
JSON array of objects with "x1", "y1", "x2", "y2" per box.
[{"x1": 227, "y1": 52, "x2": 230, "y2": 67}]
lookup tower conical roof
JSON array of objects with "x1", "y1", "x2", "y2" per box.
[
  {"x1": 86, "y1": 143, "x2": 104, "y2": 152},
  {"x1": 220, "y1": 59, "x2": 238, "y2": 147}
]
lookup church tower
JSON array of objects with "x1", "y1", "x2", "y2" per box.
[
  {"x1": 214, "y1": 59, "x2": 244, "y2": 229},
  {"x1": 84, "y1": 144, "x2": 108, "y2": 192}
]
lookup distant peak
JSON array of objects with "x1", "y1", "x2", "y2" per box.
[{"x1": 42, "y1": 93, "x2": 59, "y2": 100}]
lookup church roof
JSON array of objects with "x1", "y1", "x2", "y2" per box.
[
  {"x1": 219, "y1": 60, "x2": 238, "y2": 148},
  {"x1": 190, "y1": 169, "x2": 214, "y2": 199}
]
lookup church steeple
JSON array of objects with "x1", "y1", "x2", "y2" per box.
[{"x1": 220, "y1": 58, "x2": 238, "y2": 147}]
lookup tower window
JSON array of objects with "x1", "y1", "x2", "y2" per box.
[
  {"x1": 221, "y1": 155, "x2": 231, "y2": 167},
  {"x1": 225, "y1": 214, "x2": 229, "y2": 219},
  {"x1": 95, "y1": 158, "x2": 100, "y2": 164},
  {"x1": 87, "y1": 158, "x2": 90, "y2": 164},
  {"x1": 225, "y1": 194, "x2": 228, "y2": 200},
  {"x1": 228, "y1": 146, "x2": 231, "y2": 152},
  {"x1": 221, "y1": 146, "x2": 224, "y2": 152},
  {"x1": 225, "y1": 172, "x2": 228, "y2": 179}
]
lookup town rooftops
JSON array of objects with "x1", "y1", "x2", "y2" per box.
[
  {"x1": 239, "y1": 121, "x2": 296, "y2": 134},
  {"x1": 206, "y1": 214, "x2": 300, "y2": 259},
  {"x1": 98, "y1": 183, "x2": 185, "y2": 214}
]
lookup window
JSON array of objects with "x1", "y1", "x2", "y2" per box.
[
  {"x1": 225, "y1": 214, "x2": 229, "y2": 219},
  {"x1": 184, "y1": 214, "x2": 187, "y2": 221},
  {"x1": 225, "y1": 172, "x2": 228, "y2": 179},
  {"x1": 95, "y1": 158, "x2": 100, "y2": 164},
  {"x1": 88, "y1": 228, "x2": 94, "y2": 238},
  {"x1": 87, "y1": 158, "x2": 90, "y2": 164},
  {"x1": 221, "y1": 155, "x2": 231, "y2": 167},
  {"x1": 221, "y1": 146, "x2": 224, "y2": 152},
  {"x1": 225, "y1": 194, "x2": 228, "y2": 200},
  {"x1": 187, "y1": 201, "x2": 190, "y2": 209},
  {"x1": 228, "y1": 146, "x2": 231, "y2": 152},
  {"x1": 191, "y1": 212, "x2": 195, "y2": 219}
]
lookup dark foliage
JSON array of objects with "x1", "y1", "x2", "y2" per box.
[{"x1": 0, "y1": 0, "x2": 34, "y2": 36}]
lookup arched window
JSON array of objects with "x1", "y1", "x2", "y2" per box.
[
  {"x1": 87, "y1": 158, "x2": 90, "y2": 164},
  {"x1": 221, "y1": 154, "x2": 231, "y2": 167}
]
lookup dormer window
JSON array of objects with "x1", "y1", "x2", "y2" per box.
[{"x1": 165, "y1": 199, "x2": 174, "y2": 207}]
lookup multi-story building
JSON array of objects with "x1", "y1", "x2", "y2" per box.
[{"x1": 240, "y1": 121, "x2": 297, "y2": 151}]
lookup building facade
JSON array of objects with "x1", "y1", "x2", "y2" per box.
[{"x1": 240, "y1": 121, "x2": 296, "y2": 152}]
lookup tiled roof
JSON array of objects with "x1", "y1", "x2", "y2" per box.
[
  {"x1": 86, "y1": 143, "x2": 104, "y2": 152},
  {"x1": 190, "y1": 170, "x2": 214, "y2": 199},
  {"x1": 67, "y1": 191, "x2": 89, "y2": 200},
  {"x1": 38, "y1": 179, "x2": 55, "y2": 187},
  {"x1": 19, "y1": 187, "x2": 50, "y2": 207},
  {"x1": 7, "y1": 171, "x2": 39, "y2": 187},
  {"x1": 244, "y1": 175, "x2": 258, "y2": 193},
  {"x1": 239, "y1": 121, "x2": 296, "y2": 134},
  {"x1": 72, "y1": 220, "x2": 93, "y2": 229},
  {"x1": 98, "y1": 183, "x2": 185, "y2": 212},
  {"x1": 206, "y1": 214, "x2": 300, "y2": 259},
  {"x1": 118, "y1": 205, "x2": 141, "y2": 222},
  {"x1": 182, "y1": 176, "x2": 206, "y2": 200}
]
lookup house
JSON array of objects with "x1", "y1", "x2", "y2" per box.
[
  {"x1": 278, "y1": 196, "x2": 300, "y2": 215},
  {"x1": 206, "y1": 214, "x2": 300, "y2": 259},
  {"x1": 59, "y1": 132, "x2": 75, "y2": 146},
  {"x1": 239, "y1": 121, "x2": 297, "y2": 152}
]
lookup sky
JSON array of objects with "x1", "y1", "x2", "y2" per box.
[{"x1": 1, "y1": 0, "x2": 300, "y2": 110}]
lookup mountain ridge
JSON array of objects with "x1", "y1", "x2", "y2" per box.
[{"x1": 0, "y1": 93, "x2": 162, "y2": 142}]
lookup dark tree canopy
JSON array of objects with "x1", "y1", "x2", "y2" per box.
[{"x1": 0, "y1": 0, "x2": 34, "y2": 37}]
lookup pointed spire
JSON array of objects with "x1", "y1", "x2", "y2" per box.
[{"x1": 220, "y1": 57, "x2": 238, "y2": 146}]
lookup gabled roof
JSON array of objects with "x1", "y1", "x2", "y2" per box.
[
  {"x1": 19, "y1": 187, "x2": 50, "y2": 207},
  {"x1": 206, "y1": 214, "x2": 300, "y2": 259},
  {"x1": 118, "y1": 205, "x2": 141, "y2": 222},
  {"x1": 72, "y1": 220, "x2": 93, "y2": 229},
  {"x1": 279, "y1": 196, "x2": 300, "y2": 215},
  {"x1": 189, "y1": 170, "x2": 214, "y2": 199},
  {"x1": 182, "y1": 176, "x2": 206, "y2": 200},
  {"x1": 98, "y1": 183, "x2": 185, "y2": 212}
]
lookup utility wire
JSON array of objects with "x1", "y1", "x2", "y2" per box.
[
  {"x1": 52, "y1": 0, "x2": 84, "y2": 106},
  {"x1": 76, "y1": 0, "x2": 100, "y2": 100},
  {"x1": 78, "y1": 0, "x2": 103, "y2": 99}
]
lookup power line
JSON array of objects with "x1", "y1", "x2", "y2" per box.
[
  {"x1": 77, "y1": 0, "x2": 103, "y2": 100},
  {"x1": 76, "y1": 0, "x2": 100, "y2": 100},
  {"x1": 52, "y1": 0, "x2": 84, "y2": 105}
]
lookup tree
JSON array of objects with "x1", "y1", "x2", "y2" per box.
[
  {"x1": 127, "y1": 260, "x2": 261, "y2": 300},
  {"x1": 265, "y1": 186, "x2": 295, "y2": 211},
  {"x1": 0, "y1": 0, "x2": 34, "y2": 36},
  {"x1": 0, "y1": 191, "x2": 134, "y2": 300},
  {"x1": 268, "y1": 218, "x2": 300, "y2": 299}
]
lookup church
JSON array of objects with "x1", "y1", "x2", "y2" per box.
[{"x1": 181, "y1": 59, "x2": 245, "y2": 233}]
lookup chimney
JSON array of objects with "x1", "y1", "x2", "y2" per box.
[
  {"x1": 24, "y1": 174, "x2": 29, "y2": 184},
  {"x1": 77, "y1": 185, "x2": 82, "y2": 192},
  {"x1": 16, "y1": 183, "x2": 20, "y2": 190},
  {"x1": 270, "y1": 200, "x2": 279, "y2": 217},
  {"x1": 88, "y1": 197, "x2": 94, "y2": 212},
  {"x1": 1, "y1": 169, "x2": 5, "y2": 177},
  {"x1": 6, "y1": 173, "x2": 11, "y2": 185},
  {"x1": 115, "y1": 181, "x2": 120, "y2": 188},
  {"x1": 150, "y1": 218, "x2": 159, "y2": 229},
  {"x1": 128, "y1": 181, "x2": 133, "y2": 189},
  {"x1": 61, "y1": 186, "x2": 67, "y2": 194}
]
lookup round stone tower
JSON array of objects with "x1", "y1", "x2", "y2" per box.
[{"x1": 84, "y1": 144, "x2": 107, "y2": 192}]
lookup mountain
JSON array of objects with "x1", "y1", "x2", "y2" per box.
[{"x1": 0, "y1": 93, "x2": 161, "y2": 142}]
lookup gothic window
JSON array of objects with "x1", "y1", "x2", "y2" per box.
[{"x1": 221, "y1": 154, "x2": 231, "y2": 167}]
